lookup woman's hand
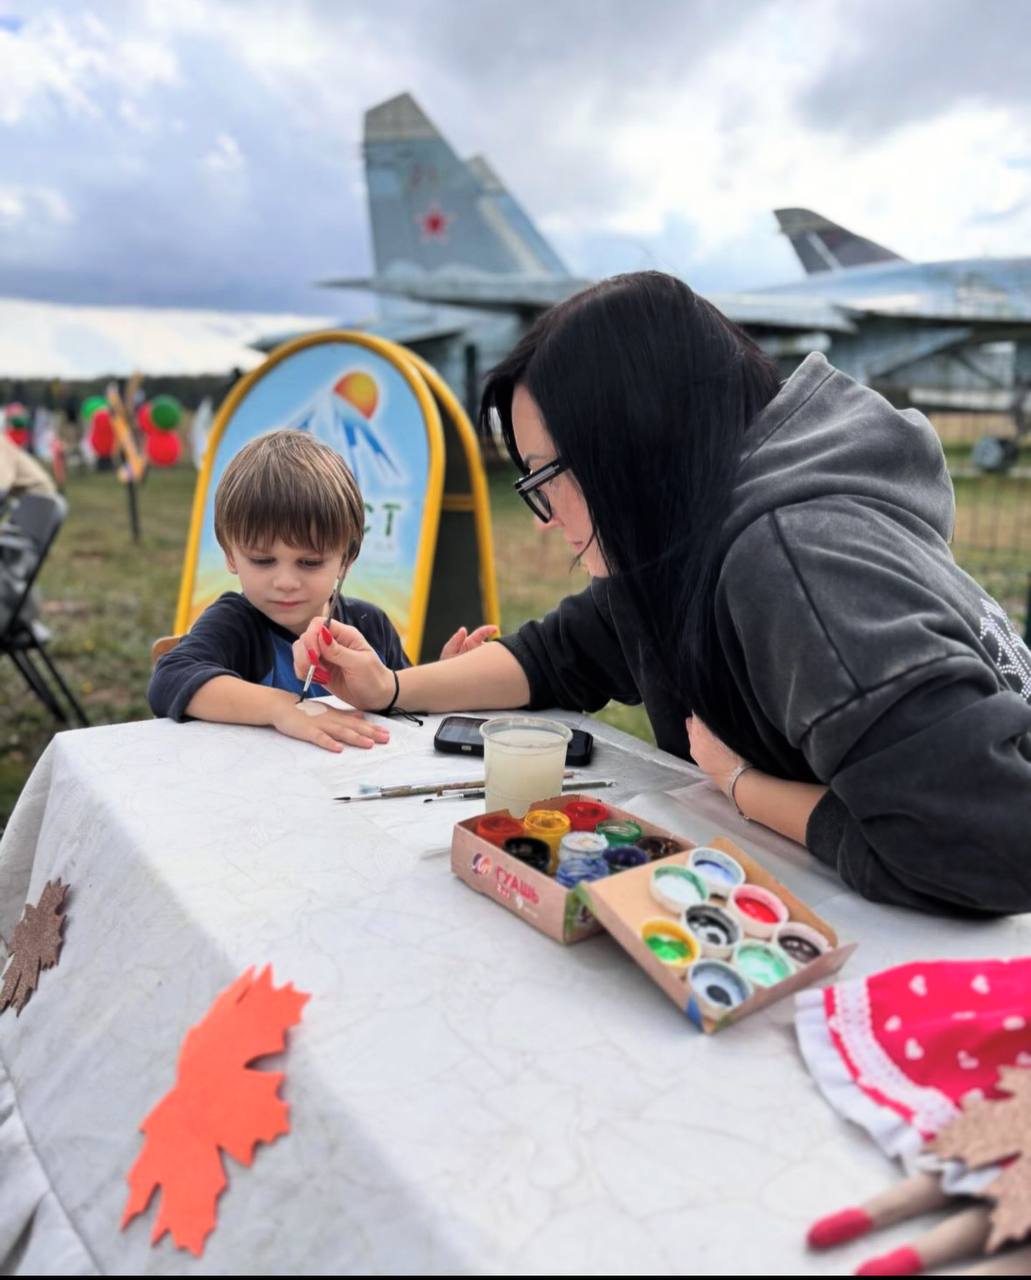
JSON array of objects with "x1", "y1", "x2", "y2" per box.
[
  {"x1": 293, "y1": 617, "x2": 396, "y2": 710},
  {"x1": 439, "y1": 624, "x2": 499, "y2": 660},
  {"x1": 685, "y1": 715, "x2": 747, "y2": 795},
  {"x1": 686, "y1": 714, "x2": 828, "y2": 845}
]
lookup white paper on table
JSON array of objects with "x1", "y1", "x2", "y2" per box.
[{"x1": 303, "y1": 700, "x2": 449, "y2": 796}]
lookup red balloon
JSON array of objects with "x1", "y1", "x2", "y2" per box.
[
  {"x1": 89, "y1": 413, "x2": 115, "y2": 458},
  {"x1": 146, "y1": 430, "x2": 181, "y2": 467},
  {"x1": 137, "y1": 401, "x2": 155, "y2": 433}
]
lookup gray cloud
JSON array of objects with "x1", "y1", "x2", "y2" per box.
[
  {"x1": 0, "y1": 0, "x2": 1025, "y2": 314},
  {"x1": 799, "y1": 0, "x2": 1031, "y2": 142}
]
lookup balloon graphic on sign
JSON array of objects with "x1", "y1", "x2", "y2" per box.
[
  {"x1": 285, "y1": 368, "x2": 400, "y2": 488},
  {"x1": 335, "y1": 372, "x2": 378, "y2": 419}
]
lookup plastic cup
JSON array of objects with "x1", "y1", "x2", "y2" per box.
[{"x1": 479, "y1": 717, "x2": 572, "y2": 819}]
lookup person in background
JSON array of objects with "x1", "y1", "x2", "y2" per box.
[{"x1": 0, "y1": 432, "x2": 56, "y2": 503}]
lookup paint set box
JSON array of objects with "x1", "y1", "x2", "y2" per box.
[{"x1": 450, "y1": 794, "x2": 856, "y2": 1032}]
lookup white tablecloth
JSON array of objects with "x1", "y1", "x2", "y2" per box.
[{"x1": 0, "y1": 705, "x2": 1028, "y2": 1276}]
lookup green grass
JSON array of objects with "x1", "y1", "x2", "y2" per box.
[
  {"x1": 2, "y1": 454, "x2": 1028, "y2": 826},
  {"x1": 0, "y1": 467, "x2": 194, "y2": 822}
]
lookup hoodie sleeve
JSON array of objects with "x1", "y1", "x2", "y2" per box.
[
  {"x1": 498, "y1": 581, "x2": 641, "y2": 712},
  {"x1": 148, "y1": 595, "x2": 261, "y2": 722},
  {"x1": 719, "y1": 508, "x2": 1031, "y2": 915}
]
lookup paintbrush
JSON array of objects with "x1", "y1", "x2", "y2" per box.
[
  {"x1": 422, "y1": 778, "x2": 616, "y2": 803},
  {"x1": 335, "y1": 769, "x2": 575, "y2": 802},
  {"x1": 298, "y1": 563, "x2": 348, "y2": 704}
]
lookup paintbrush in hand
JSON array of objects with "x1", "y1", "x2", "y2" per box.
[{"x1": 297, "y1": 564, "x2": 348, "y2": 704}]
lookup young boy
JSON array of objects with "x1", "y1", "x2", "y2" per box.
[{"x1": 148, "y1": 430, "x2": 494, "y2": 753}]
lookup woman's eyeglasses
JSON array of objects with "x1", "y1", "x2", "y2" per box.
[{"x1": 513, "y1": 457, "x2": 567, "y2": 522}]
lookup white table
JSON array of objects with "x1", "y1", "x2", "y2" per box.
[{"x1": 1, "y1": 706, "x2": 1028, "y2": 1276}]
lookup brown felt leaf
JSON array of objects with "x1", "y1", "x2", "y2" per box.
[
  {"x1": 931, "y1": 1066, "x2": 1031, "y2": 1251},
  {"x1": 0, "y1": 879, "x2": 68, "y2": 1016}
]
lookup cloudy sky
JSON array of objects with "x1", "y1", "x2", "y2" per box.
[{"x1": 0, "y1": 0, "x2": 1028, "y2": 316}]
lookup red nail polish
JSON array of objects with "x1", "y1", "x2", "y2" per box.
[
  {"x1": 320, "y1": 625, "x2": 333, "y2": 645},
  {"x1": 314, "y1": 667, "x2": 330, "y2": 684},
  {"x1": 307, "y1": 648, "x2": 319, "y2": 663}
]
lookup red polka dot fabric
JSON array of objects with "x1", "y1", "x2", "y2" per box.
[{"x1": 806, "y1": 959, "x2": 1031, "y2": 1142}]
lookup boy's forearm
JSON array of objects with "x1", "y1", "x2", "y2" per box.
[
  {"x1": 185, "y1": 675, "x2": 297, "y2": 726},
  {"x1": 396, "y1": 641, "x2": 531, "y2": 712}
]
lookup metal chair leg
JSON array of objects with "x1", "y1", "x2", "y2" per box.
[
  {"x1": 7, "y1": 649, "x2": 69, "y2": 724},
  {"x1": 30, "y1": 640, "x2": 89, "y2": 727}
]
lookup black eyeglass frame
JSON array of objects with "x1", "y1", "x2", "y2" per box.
[{"x1": 512, "y1": 457, "x2": 568, "y2": 521}]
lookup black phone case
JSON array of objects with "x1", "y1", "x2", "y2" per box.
[{"x1": 433, "y1": 718, "x2": 594, "y2": 766}]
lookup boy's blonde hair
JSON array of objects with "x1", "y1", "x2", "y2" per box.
[{"x1": 215, "y1": 430, "x2": 365, "y2": 561}]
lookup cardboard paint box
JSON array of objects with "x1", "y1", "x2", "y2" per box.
[{"x1": 451, "y1": 794, "x2": 856, "y2": 1032}]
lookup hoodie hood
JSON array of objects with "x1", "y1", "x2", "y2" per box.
[{"x1": 724, "y1": 352, "x2": 954, "y2": 551}]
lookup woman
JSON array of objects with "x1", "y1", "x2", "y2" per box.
[{"x1": 296, "y1": 272, "x2": 1031, "y2": 916}]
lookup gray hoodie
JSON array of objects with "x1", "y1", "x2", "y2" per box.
[{"x1": 502, "y1": 353, "x2": 1031, "y2": 916}]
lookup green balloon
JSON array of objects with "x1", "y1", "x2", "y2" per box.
[
  {"x1": 150, "y1": 395, "x2": 182, "y2": 430},
  {"x1": 81, "y1": 395, "x2": 106, "y2": 423}
]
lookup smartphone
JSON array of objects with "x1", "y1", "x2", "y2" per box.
[{"x1": 433, "y1": 715, "x2": 594, "y2": 767}]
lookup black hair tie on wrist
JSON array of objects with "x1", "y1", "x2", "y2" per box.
[{"x1": 374, "y1": 670, "x2": 423, "y2": 727}]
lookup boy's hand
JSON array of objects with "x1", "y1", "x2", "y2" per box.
[
  {"x1": 439, "y1": 624, "x2": 499, "y2": 660},
  {"x1": 271, "y1": 700, "x2": 390, "y2": 754},
  {"x1": 293, "y1": 617, "x2": 395, "y2": 709}
]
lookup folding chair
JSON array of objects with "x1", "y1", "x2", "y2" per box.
[
  {"x1": 151, "y1": 635, "x2": 181, "y2": 665},
  {"x1": 0, "y1": 493, "x2": 89, "y2": 726}
]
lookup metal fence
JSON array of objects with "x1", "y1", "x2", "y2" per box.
[{"x1": 933, "y1": 412, "x2": 1031, "y2": 639}]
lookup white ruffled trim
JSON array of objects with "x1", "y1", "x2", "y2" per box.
[
  {"x1": 795, "y1": 989, "x2": 996, "y2": 1196},
  {"x1": 831, "y1": 976, "x2": 958, "y2": 1136}
]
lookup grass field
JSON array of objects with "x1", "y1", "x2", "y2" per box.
[{"x1": 1, "y1": 449, "x2": 1028, "y2": 825}]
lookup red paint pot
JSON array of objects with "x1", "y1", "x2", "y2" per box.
[
  {"x1": 564, "y1": 799, "x2": 610, "y2": 831},
  {"x1": 475, "y1": 814, "x2": 525, "y2": 847},
  {"x1": 728, "y1": 884, "x2": 789, "y2": 940}
]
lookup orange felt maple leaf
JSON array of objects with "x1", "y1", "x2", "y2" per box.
[
  {"x1": 122, "y1": 965, "x2": 309, "y2": 1257},
  {"x1": 930, "y1": 1066, "x2": 1031, "y2": 1252}
]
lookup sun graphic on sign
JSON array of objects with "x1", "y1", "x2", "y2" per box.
[{"x1": 334, "y1": 371, "x2": 379, "y2": 419}]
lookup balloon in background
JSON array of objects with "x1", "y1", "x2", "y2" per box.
[
  {"x1": 137, "y1": 401, "x2": 155, "y2": 434},
  {"x1": 6, "y1": 402, "x2": 28, "y2": 429},
  {"x1": 80, "y1": 395, "x2": 106, "y2": 424},
  {"x1": 146, "y1": 429, "x2": 181, "y2": 467},
  {"x1": 150, "y1": 395, "x2": 182, "y2": 431},
  {"x1": 89, "y1": 410, "x2": 115, "y2": 458}
]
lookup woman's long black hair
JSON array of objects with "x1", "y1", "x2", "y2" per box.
[{"x1": 480, "y1": 270, "x2": 781, "y2": 741}]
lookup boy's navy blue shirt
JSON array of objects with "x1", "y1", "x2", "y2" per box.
[{"x1": 148, "y1": 591, "x2": 409, "y2": 722}]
